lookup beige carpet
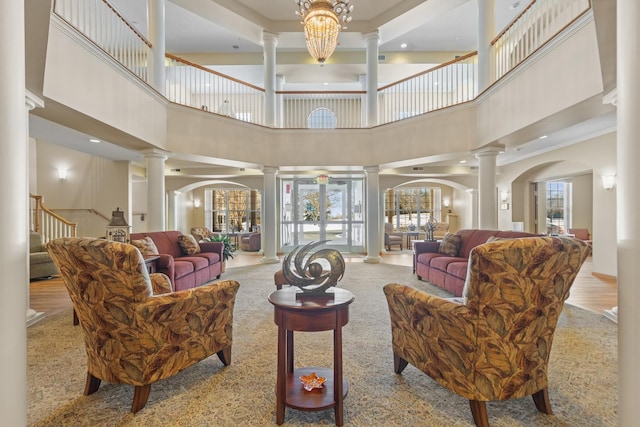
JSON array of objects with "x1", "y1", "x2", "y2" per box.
[{"x1": 28, "y1": 261, "x2": 617, "y2": 426}]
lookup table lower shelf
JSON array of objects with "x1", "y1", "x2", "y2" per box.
[{"x1": 284, "y1": 367, "x2": 348, "y2": 411}]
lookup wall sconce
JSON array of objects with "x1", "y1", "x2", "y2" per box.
[
  {"x1": 500, "y1": 191, "x2": 509, "y2": 202},
  {"x1": 443, "y1": 198, "x2": 450, "y2": 208},
  {"x1": 602, "y1": 174, "x2": 616, "y2": 191},
  {"x1": 193, "y1": 198, "x2": 201, "y2": 208},
  {"x1": 57, "y1": 168, "x2": 68, "y2": 180}
]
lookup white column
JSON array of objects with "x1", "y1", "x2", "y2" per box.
[
  {"x1": 467, "y1": 188, "x2": 479, "y2": 229},
  {"x1": 144, "y1": 150, "x2": 167, "y2": 231},
  {"x1": 167, "y1": 190, "x2": 179, "y2": 231},
  {"x1": 477, "y1": 0, "x2": 495, "y2": 92},
  {"x1": 474, "y1": 146, "x2": 502, "y2": 229},
  {"x1": 617, "y1": 0, "x2": 640, "y2": 423},
  {"x1": 262, "y1": 166, "x2": 279, "y2": 263},
  {"x1": 26, "y1": 93, "x2": 45, "y2": 327},
  {"x1": 263, "y1": 31, "x2": 278, "y2": 127},
  {"x1": 364, "y1": 31, "x2": 379, "y2": 127},
  {"x1": 1, "y1": 1, "x2": 28, "y2": 424},
  {"x1": 148, "y1": 0, "x2": 166, "y2": 95},
  {"x1": 276, "y1": 74, "x2": 285, "y2": 128},
  {"x1": 358, "y1": 74, "x2": 367, "y2": 127},
  {"x1": 364, "y1": 166, "x2": 381, "y2": 263}
]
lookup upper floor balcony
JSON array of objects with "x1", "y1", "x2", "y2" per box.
[{"x1": 51, "y1": 0, "x2": 593, "y2": 132}]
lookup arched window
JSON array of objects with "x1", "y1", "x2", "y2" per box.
[{"x1": 307, "y1": 108, "x2": 337, "y2": 129}]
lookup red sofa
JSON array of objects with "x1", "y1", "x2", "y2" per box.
[
  {"x1": 413, "y1": 229, "x2": 539, "y2": 296},
  {"x1": 129, "y1": 231, "x2": 224, "y2": 291}
]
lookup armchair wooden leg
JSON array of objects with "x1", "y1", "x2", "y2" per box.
[
  {"x1": 73, "y1": 309, "x2": 79, "y2": 326},
  {"x1": 469, "y1": 400, "x2": 490, "y2": 427},
  {"x1": 84, "y1": 372, "x2": 101, "y2": 395},
  {"x1": 217, "y1": 346, "x2": 232, "y2": 366},
  {"x1": 131, "y1": 384, "x2": 151, "y2": 413},
  {"x1": 532, "y1": 387, "x2": 553, "y2": 414},
  {"x1": 393, "y1": 353, "x2": 408, "y2": 374}
]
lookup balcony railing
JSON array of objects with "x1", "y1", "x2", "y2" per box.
[
  {"x1": 165, "y1": 54, "x2": 266, "y2": 126},
  {"x1": 377, "y1": 52, "x2": 478, "y2": 125},
  {"x1": 53, "y1": 0, "x2": 151, "y2": 83},
  {"x1": 492, "y1": 0, "x2": 591, "y2": 80},
  {"x1": 53, "y1": 0, "x2": 591, "y2": 130}
]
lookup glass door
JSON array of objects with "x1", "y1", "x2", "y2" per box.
[{"x1": 281, "y1": 177, "x2": 364, "y2": 253}]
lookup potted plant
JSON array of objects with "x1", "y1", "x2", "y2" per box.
[{"x1": 208, "y1": 235, "x2": 236, "y2": 272}]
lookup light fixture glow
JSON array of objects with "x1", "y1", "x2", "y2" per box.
[
  {"x1": 601, "y1": 174, "x2": 616, "y2": 191},
  {"x1": 500, "y1": 191, "x2": 509, "y2": 202},
  {"x1": 295, "y1": 0, "x2": 354, "y2": 63},
  {"x1": 538, "y1": 135, "x2": 548, "y2": 139},
  {"x1": 89, "y1": 138, "x2": 100, "y2": 143},
  {"x1": 443, "y1": 198, "x2": 450, "y2": 208},
  {"x1": 459, "y1": 160, "x2": 467, "y2": 164},
  {"x1": 57, "y1": 168, "x2": 67, "y2": 180},
  {"x1": 400, "y1": 43, "x2": 407, "y2": 49},
  {"x1": 193, "y1": 198, "x2": 201, "y2": 208}
]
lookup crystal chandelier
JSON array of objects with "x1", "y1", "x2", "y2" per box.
[{"x1": 295, "y1": 0, "x2": 354, "y2": 63}]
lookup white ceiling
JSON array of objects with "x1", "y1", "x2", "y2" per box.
[{"x1": 31, "y1": 0, "x2": 616, "y2": 175}]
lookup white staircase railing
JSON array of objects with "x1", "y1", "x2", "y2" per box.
[{"x1": 30, "y1": 194, "x2": 77, "y2": 243}]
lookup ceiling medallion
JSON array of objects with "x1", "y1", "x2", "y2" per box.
[{"x1": 295, "y1": 0, "x2": 354, "y2": 63}]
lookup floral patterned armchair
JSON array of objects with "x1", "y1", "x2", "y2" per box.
[
  {"x1": 384, "y1": 236, "x2": 590, "y2": 427},
  {"x1": 190, "y1": 226, "x2": 215, "y2": 242},
  {"x1": 47, "y1": 237, "x2": 240, "y2": 413}
]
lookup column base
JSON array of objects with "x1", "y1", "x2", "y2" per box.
[
  {"x1": 261, "y1": 256, "x2": 280, "y2": 264},
  {"x1": 27, "y1": 309, "x2": 45, "y2": 327},
  {"x1": 363, "y1": 256, "x2": 381, "y2": 264},
  {"x1": 603, "y1": 306, "x2": 618, "y2": 324}
]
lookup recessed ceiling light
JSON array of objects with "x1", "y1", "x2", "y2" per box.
[
  {"x1": 459, "y1": 160, "x2": 467, "y2": 164},
  {"x1": 539, "y1": 135, "x2": 548, "y2": 139},
  {"x1": 232, "y1": 45, "x2": 239, "y2": 50},
  {"x1": 400, "y1": 43, "x2": 407, "y2": 49},
  {"x1": 89, "y1": 138, "x2": 100, "y2": 143},
  {"x1": 323, "y1": 82, "x2": 329, "y2": 86}
]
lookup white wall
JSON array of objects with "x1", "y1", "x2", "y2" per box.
[
  {"x1": 35, "y1": 140, "x2": 131, "y2": 238},
  {"x1": 497, "y1": 132, "x2": 616, "y2": 276}
]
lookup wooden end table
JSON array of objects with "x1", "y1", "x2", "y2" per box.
[
  {"x1": 143, "y1": 255, "x2": 160, "y2": 274},
  {"x1": 268, "y1": 287, "x2": 355, "y2": 426}
]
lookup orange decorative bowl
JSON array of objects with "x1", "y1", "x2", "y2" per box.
[{"x1": 299, "y1": 372, "x2": 326, "y2": 391}]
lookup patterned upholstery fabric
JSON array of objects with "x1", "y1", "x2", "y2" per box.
[
  {"x1": 190, "y1": 227, "x2": 214, "y2": 242},
  {"x1": 178, "y1": 234, "x2": 201, "y2": 255},
  {"x1": 47, "y1": 237, "x2": 240, "y2": 413},
  {"x1": 130, "y1": 236, "x2": 159, "y2": 255},
  {"x1": 384, "y1": 236, "x2": 590, "y2": 425},
  {"x1": 438, "y1": 232, "x2": 461, "y2": 256}
]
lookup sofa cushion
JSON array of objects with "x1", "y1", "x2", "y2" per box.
[
  {"x1": 438, "y1": 232, "x2": 462, "y2": 256},
  {"x1": 178, "y1": 234, "x2": 201, "y2": 255},
  {"x1": 130, "y1": 236, "x2": 159, "y2": 255}
]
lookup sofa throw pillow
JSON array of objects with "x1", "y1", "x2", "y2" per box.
[
  {"x1": 438, "y1": 232, "x2": 462, "y2": 256},
  {"x1": 130, "y1": 236, "x2": 159, "y2": 255},
  {"x1": 178, "y1": 234, "x2": 201, "y2": 255}
]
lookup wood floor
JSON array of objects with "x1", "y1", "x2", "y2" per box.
[{"x1": 29, "y1": 252, "x2": 617, "y2": 319}]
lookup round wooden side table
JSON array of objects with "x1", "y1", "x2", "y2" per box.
[{"x1": 268, "y1": 287, "x2": 355, "y2": 426}]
